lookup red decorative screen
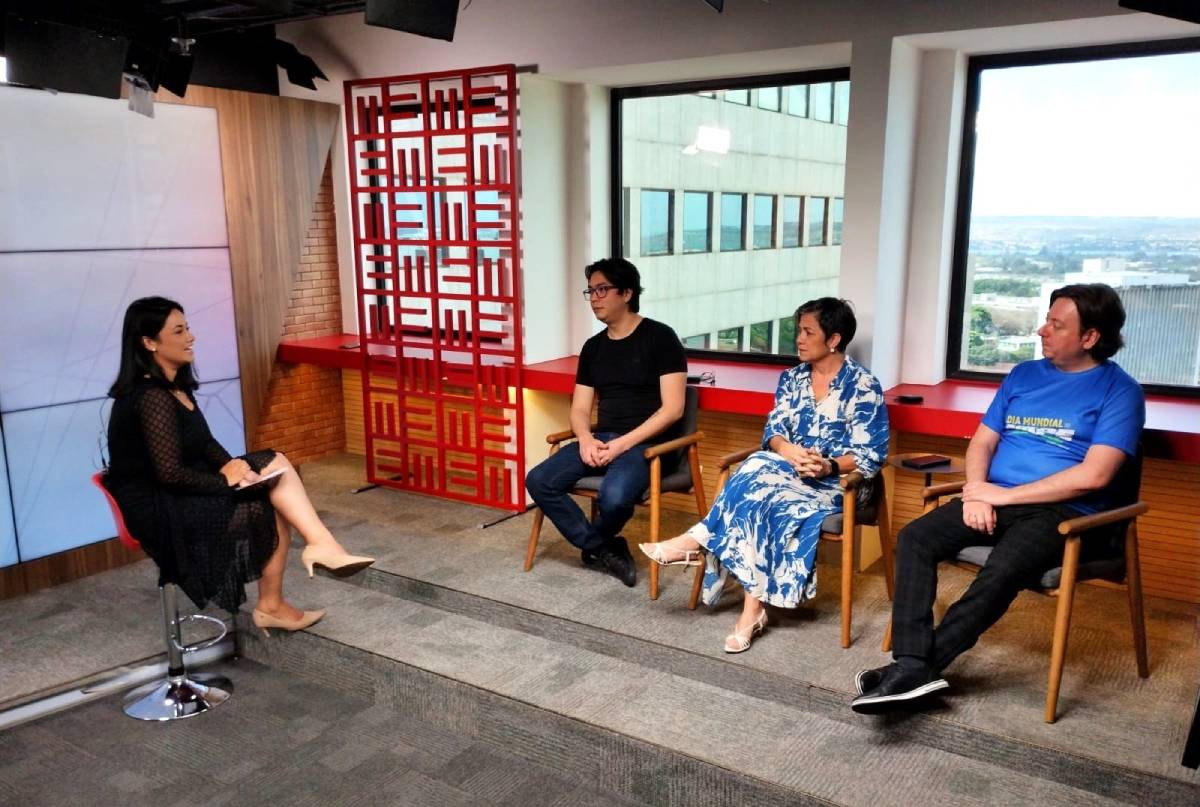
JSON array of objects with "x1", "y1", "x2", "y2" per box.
[{"x1": 344, "y1": 65, "x2": 525, "y2": 510}]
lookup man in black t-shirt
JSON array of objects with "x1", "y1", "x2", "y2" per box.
[{"x1": 525, "y1": 258, "x2": 688, "y2": 587}]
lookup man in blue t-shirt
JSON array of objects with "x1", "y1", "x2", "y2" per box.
[
  {"x1": 525, "y1": 258, "x2": 688, "y2": 588},
  {"x1": 853, "y1": 283, "x2": 1144, "y2": 712}
]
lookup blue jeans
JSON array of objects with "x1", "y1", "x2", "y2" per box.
[{"x1": 525, "y1": 432, "x2": 651, "y2": 553}]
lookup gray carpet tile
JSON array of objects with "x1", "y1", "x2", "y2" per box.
[
  {"x1": 240, "y1": 574, "x2": 1171, "y2": 806},
  {"x1": 4, "y1": 452, "x2": 1198, "y2": 806},
  {"x1": 0, "y1": 559, "x2": 229, "y2": 708},
  {"x1": 0, "y1": 658, "x2": 649, "y2": 807},
  {"x1": 295, "y1": 453, "x2": 1200, "y2": 785}
]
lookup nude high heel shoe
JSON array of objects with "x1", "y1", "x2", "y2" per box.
[
  {"x1": 724, "y1": 609, "x2": 768, "y2": 654},
  {"x1": 301, "y1": 546, "x2": 375, "y2": 578},
  {"x1": 252, "y1": 608, "x2": 325, "y2": 637}
]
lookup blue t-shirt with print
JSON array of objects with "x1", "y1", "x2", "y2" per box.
[{"x1": 981, "y1": 359, "x2": 1144, "y2": 514}]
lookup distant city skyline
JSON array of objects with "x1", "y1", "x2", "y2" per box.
[{"x1": 971, "y1": 49, "x2": 1200, "y2": 220}]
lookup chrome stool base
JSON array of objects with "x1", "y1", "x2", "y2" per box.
[{"x1": 123, "y1": 672, "x2": 233, "y2": 721}]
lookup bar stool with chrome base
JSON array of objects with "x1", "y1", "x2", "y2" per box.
[{"x1": 92, "y1": 472, "x2": 233, "y2": 721}]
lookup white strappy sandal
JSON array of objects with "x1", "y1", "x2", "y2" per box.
[
  {"x1": 724, "y1": 610, "x2": 768, "y2": 654},
  {"x1": 638, "y1": 542, "x2": 703, "y2": 567}
]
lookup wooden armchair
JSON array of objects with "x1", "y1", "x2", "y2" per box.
[
  {"x1": 685, "y1": 446, "x2": 894, "y2": 648},
  {"x1": 882, "y1": 477, "x2": 1150, "y2": 723},
  {"x1": 523, "y1": 385, "x2": 708, "y2": 600}
]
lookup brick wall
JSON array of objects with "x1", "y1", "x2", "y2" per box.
[{"x1": 252, "y1": 158, "x2": 346, "y2": 464}]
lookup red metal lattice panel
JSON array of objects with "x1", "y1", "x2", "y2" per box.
[{"x1": 345, "y1": 65, "x2": 525, "y2": 511}]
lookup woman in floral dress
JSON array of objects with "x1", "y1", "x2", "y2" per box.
[{"x1": 641, "y1": 298, "x2": 889, "y2": 652}]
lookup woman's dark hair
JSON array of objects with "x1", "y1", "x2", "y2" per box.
[
  {"x1": 1049, "y1": 283, "x2": 1125, "y2": 361},
  {"x1": 795, "y1": 297, "x2": 857, "y2": 353},
  {"x1": 584, "y1": 257, "x2": 644, "y2": 313},
  {"x1": 108, "y1": 296, "x2": 198, "y2": 397}
]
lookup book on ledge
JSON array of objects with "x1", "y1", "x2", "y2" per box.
[{"x1": 901, "y1": 454, "x2": 952, "y2": 470}]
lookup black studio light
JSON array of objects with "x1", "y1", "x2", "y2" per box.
[
  {"x1": 1118, "y1": 1, "x2": 1200, "y2": 25},
  {"x1": 365, "y1": 0, "x2": 461, "y2": 42}
]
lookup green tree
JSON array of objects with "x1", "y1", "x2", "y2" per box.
[{"x1": 970, "y1": 305, "x2": 995, "y2": 335}]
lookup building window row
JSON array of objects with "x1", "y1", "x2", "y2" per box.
[
  {"x1": 702, "y1": 82, "x2": 850, "y2": 126},
  {"x1": 636, "y1": 189, "x2": 843, "y2": 257},
  {"x1": 685, "y1": 315, "x2": 806, "y2": 356}
]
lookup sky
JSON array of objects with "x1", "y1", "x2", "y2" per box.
[{"x1": 970, "y1": 49, "x2": 1200, "y2": 219}]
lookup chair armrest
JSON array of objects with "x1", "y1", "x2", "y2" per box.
[
  {"x1": 643, "y1": 431, "x2": 705, "y2": 459},
  {"x1": 922, "y1": 480, "x2": 965, "y2": 503},
  {"x1": 1057, "y1": 502, "x2": 1148, "y2": 536},
  {"x1": 546, "y1": 428, "x2": 578, "y2": 445},
  {"x1": 717, "y1": 446, "x2": 758, "y2": 471},
  {"x1": 839, "y1": 470, "x2": 865, "y2": 491}
]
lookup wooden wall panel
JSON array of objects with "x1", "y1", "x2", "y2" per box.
[
  {"x1": 891, "y1": 433, "x2": 1200, "y2": 604},
  {"x1": 343, "y1": 375, "x2": 1200, "y2": 602},
  {"x1": 0, "y1": 539, "x2": 143, "y2": 601},
  {"x1": 156, "y1": 86, "x2": 340, "y2": 442}
]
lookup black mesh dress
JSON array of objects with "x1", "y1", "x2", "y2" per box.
[{"x1": 106, "y1": 378, "x2": 279, "y2": 614}]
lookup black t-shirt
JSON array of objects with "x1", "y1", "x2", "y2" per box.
[{"x1": 575, "y1": 317, "x2": 688, "y2": 439}]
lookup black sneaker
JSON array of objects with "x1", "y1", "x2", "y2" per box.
[
  {"x1": 581, "y1": 549, "x2": 600, "y2": 567},
  {"x1": 850, "y1": 662, "x2": 948, "y2": 713},
  {"x1": 854, "y1": 664, "x2": 891, "y2": 696},
  {"x1": 608, "y1": 535, "x2": 634, "y2": 561},
  {"x1": 596, "y1": 548, "x2": 637, "y2": 588}
]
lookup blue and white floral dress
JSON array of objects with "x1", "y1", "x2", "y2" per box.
[{"x1": 689, "y1": 356, "x2": 889, "y2": 607}]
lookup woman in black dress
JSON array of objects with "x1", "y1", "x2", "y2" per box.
[{"x1": 105, "y1": 296, "x2": 373, "y2": 634}]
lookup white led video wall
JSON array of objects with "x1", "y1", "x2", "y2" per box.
[{"x1": 0, "y1": 87, "x2": 244, "y2": 566}]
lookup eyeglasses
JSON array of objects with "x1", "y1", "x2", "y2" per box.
[{"x1": 582, "y1": 284, "x2": 618, "y2": 300}]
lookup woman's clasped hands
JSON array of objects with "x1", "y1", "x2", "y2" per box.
[{"x1": 774, "y1": 441, "x2": 829, "y2": 478}]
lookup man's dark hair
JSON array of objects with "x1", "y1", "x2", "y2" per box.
[
  {"x1": 795, "y1": 297, "x2": 857, "y2": 353},
  {"x1": 585, "y1": 258, "x2": 644, "y2": 313},
  {"x1": 1049, "y1": 283, "x2": 1126, "y2": 361}
]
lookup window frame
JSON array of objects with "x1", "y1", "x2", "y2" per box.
[
  {"x1": 752, "y1": 193, "x2": 776, "y2": 250},
  {"x1": 638, "y1": 187, "x2": 674, "y2": 256},
  {"x1": 719, "y1": 192, "x2": 747, "y2": 252},
  {"x1": 610, "y1": 67, "x2": 850, "y2": 367},
  {"x1": 944, "y1": 37, "x2": 1200, "y2": 397},
  {"x1": 681, "y1": 190, "x2": 713, "y2": 254},
  {"x1": 808, "y1": 196, "x2": 828, "y2": 247},
  {"x1": 781, "y1": 195, "x2": 804, "y2": 248}
]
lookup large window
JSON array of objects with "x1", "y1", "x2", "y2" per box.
[
  {"x1": 782, "y1": 196, "x2": 803, "y2": 248},
  {"x1": 640, "y1": 189, "x2": 672, "y2": 256},
  {"x1": 756, "y1": 86, "x2": 780, "y2": 112},
  {"x1": 808, "y1": 196, "x2": 828, "y2": 246},
  {"x1": 833, "y1": 81, "x2": 850, "y2": 126},
  {"x1": 720, "y1": 193, "x2": 746, "y2": 252},
  {"x1": 724, "y1": 88, "x2": 749, "y2": 105},
  {"x1": 948, "y1": 41, "x2": 1200, "y2": 391},
  {"x1": 615, "y1": 69, "x2": 850, "y2": 360},
  {"x1": 811, "y1": 83, "x2": 834, "y2": 123},
  {"x1": 785, "y1": 84, "x2": 808, "y2": 118},
  {"x1": 830, "y1": 197, "x2": 844, "y2": 245},
  {"x1": 749, "y1": 320, "x2": 773, "y2": 353},
  {"x1": 682, "y1": 191, "x2": 711, "y2": 253},
  {"x1": 752, "y1": 194, "x2": 776, "y2": 249},
  {"x1": 717, "y1": 326, "x2": 743, "y2": 351}
]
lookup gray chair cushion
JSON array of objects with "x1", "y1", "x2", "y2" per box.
[
  {"x1": 571, "y1": 385, "x2": 701, "y2": 500},
  {"x1": 954, "y1": 546, "x2": 1127, "y2": 590},
  {"x1": 819, "y1": 479, "x2": 880, "y2": 535},
  {"x1": 573, "y1": 475, "x2": 604, "y2": 492}
]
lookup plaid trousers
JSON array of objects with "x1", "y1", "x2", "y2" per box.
[{"x1": 890, "y1": 498, "x2": 1080, "y2": 672}]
